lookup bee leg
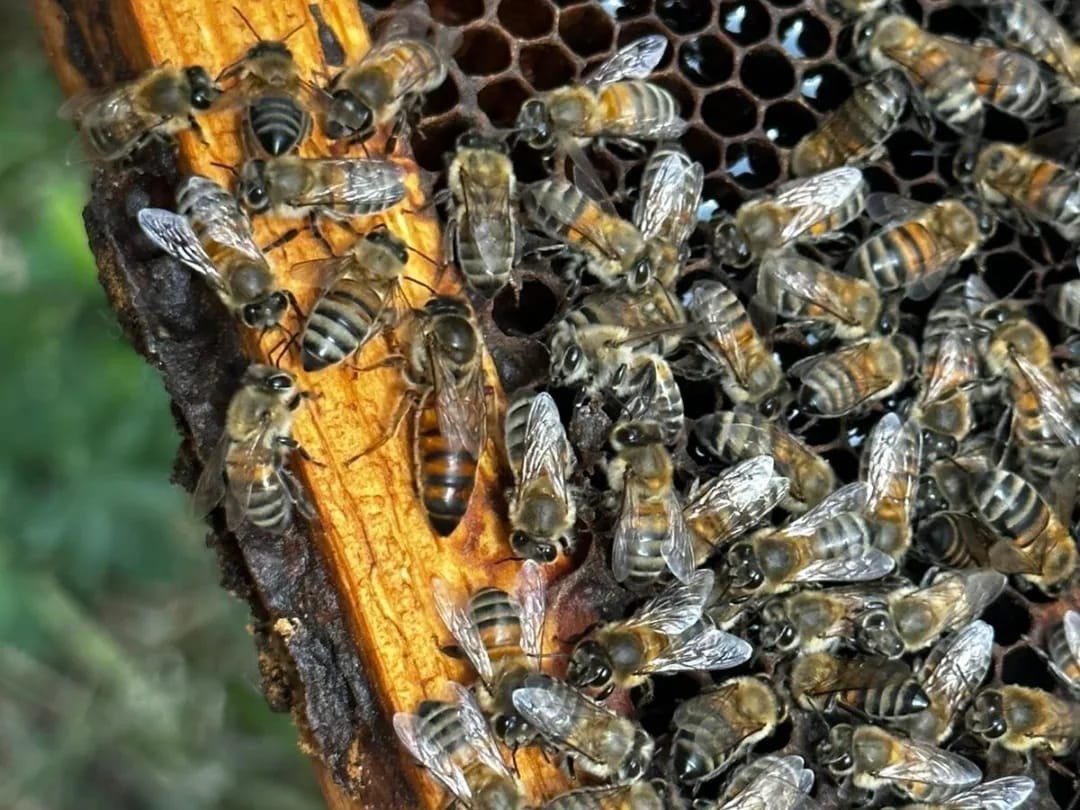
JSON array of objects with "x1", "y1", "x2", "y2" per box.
[
  {"x1": 261, "y1": 228, "x2": 302, "y2": 254},
  {"x1": 306, "y1": 213, "x2": 336, "y2": 256},
  {"x1": 386, "y1": 94, "x2": 422, "y2": 155},
  {"x1": 188, "y1": 116, "x2": 211, "y2": 148},
  {"x1": 345, "y1": 388, "x2": 418, "y2": 465}
]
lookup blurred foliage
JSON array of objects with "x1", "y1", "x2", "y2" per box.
[{"x1": 0, "y1": 7, "x2": 321, "y2": 809}]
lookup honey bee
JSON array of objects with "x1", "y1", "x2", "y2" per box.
[
  {"x1": 238, "y1": 156, "x2": 407, "y2": 220},
  {"x1": 137, "y1": 175, "x2": 288, "y2": 329},
  {"x1": 633, "y1": 145, "x2": 704, "y2": 287},
  {"x1": 394, "y1": 682, "x2": 528, "y2": 810},
  {"x1": 540, "y1": 781, "x2": 667, "y2": 810},
  {"x1": 567, "y1": 570, "x2": 752, "y2": 697},
  {"x1": 758, "y1": 585, "x2": 898, "y2": 655},
  {"x1": 447, "y1": 131, "x2": 518, "y2": 294},
  {"x1": 972, "y1": 469, "x2": 1079, "y2": 591},
  {"x1": 790, "y1": 334, "x2": 919, "y2": 417},
  {"x1": 790, "y1": 70, "x2": 909, "y2": 177},
  {"x1": 58, "y1": 65, "x2": 219, "y2": 161},
  {"x1": 504, "y1": 391, "x2": 577, "y2": 563},
  {"x1": 856, "y1": 569, "x2": 1006, "y2": 657},
  {"x1": 976, "y1": 0, "x2": 1080, "y2": 101},
  {"x1": 897, "y1": 619, "x2": 994, "y2": 744},
  {"x1": 511, "y1": 673, "x2": 655, "y2": 782},
  {"x1": 921, "y1": 431, "x2": 999, "y2": 514},
  {"x1": 192, "y1": 364, "x2": 313, "y2": 534},
  {"x1": 1047, "y1": 279, "x2": 1080, "y2": 331},
  {"x1": 669, "y1": 676, "x2": 783, "y2": 785},
  {"x1": 756, "y1": 252, "x2": 891, "y2": 343},
  {"x1": 694, "y1": 408, "x2": 834, "y2": 514},
  {"x1": 522, "y1": 177, "x2": 652, "y2": 289},
  {"x1": 433, "y1": 560, "x2": 545, "y2": 748},
  {"x1": 713, "y1": 755, "x2": 817, "y2": 808},
  {"x1": 606, "y1": 420, "x2": 693, "y2": 588},
  {"x1": 911, "y1": 329, "x2": 981, "y2": 455},
  {"x1": 711, "y1": 166, "x2": 867, "y2": 268},
  {"x1": 914, "y1": 512, "x2": 997, "y2": 570},
  {"x1": 818, "y1": 723, "x2": 982, "y2": 803},
  {"x1": 1045, "y1": 609, "x2": 1080, "y2": 693},
  {"x1": 614, "y1": 353, "x2": 686, "y2": 448},
  {"x1": 966, "y1": 684, "x2": 1080, "y2": 755},
  {"x1": 685, "y1": 280, "x2": 787, "y2": 415},
  {"x1": 294, "y1": 228, "x2": 409, "y2": 372},
  {"x1": 861, "y1": 413, "x2": 922, "y2": 559},
  {"x1": 957, "y1": 141, "x2": 1080, "y2": 240},
  {"x1": 324, "y1": 28, "x2": 450, "y2": 144},
  {"x1": 846, "y1": 196, "x2": 991, "y2": 301},
  {"x1": 352, "y1": 296, "x2": 486, "y2": 536},
  {"x1": 516, "y1": 35, "x2": 687, "y2": 152},
  {"x1": 888, "y1": 776, "x2": 1034, "y2": 810},
  {"x1": 215, "y1": 11, "x2": 319, "y2": 156},
  {"x1": 724, "y1": 482, "x2": 894, "y2": 598},
  {"x1": 683, "y1": 455, "x2": 789, "y2": 567},
  {"x1": 790, "y1": 651, "x2": 930, "y2": 719}
]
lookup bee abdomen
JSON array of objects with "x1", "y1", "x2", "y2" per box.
[
  {"x1": 504, "y1": 392, "x2": 533, "y2": 477},
  {"x1": 624, "y1": 500, "x2": 671, "y2": 588},
  {"x1": 973, "y1": 471, "x2": 1044, "y2": 544},
  {"x1": 300, "y1": 280, "x2": 383, "y2": 371},
  {"x1": 856, "y1": 221, "x2": 936, "y2": 291},
  {"x1": 247, "y1": 477, "x2": 291, "y2": 534},
  {"x1": 417, "y1": 403, "x2": 477, "y2": 536},
  {"x1": 248, "y1": 94, "x2": 310, "y2": 156},
  {"x1": 670, "y1": 705, "x2": 737, "y2": 782},
  {"x1": 596, "y1": 81, "x2": 683, "y2": 138},
  {"x1": 854, "y1": 673, "x2": 930, "y2": 718}
]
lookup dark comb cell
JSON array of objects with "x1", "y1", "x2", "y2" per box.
[
  {"x1": 910, "y1": 181, "x2": 945, "y2": 204},
  {"x1": 777, "y1": 13, "x2": 831, "y2": 59},
  {"x1": 428, "y1": 0, "x2": 484, "y2": 25},
  {"x1": 520, "y1": 43, "x2": 576, "y2": 91},
  {"x1": 741, "y1": 48, "x2": 797, "y2": 99},
  {"x1": 492, "y1": 280, "x2": 559, "y2": 335},
  {"x1": 559, "y1": 4, "x2": 617, "y2": 56},
  {"x1": 887, "y1": 129, "x2": 936, "y2": 180},
  {"x1": 423, "y1": 72, "x2": 459, "y2": 116},
  {"x1": 763, "y1": 100, "x2": 817, "y2": 147},
  {"x1": 726, "y1": 140, "x2": 781, "y2": 189},
  {"x1": 718, "y1": 0, "x2": 771, "y2": 45},
  {"x1": 683, "y1": 125, "x2": 722, "y2": 172},
  {"x1": 455, "y1": 27, "x2": 512, "y2": 76},
  {"x1": 703, "y1": 87, "x2": 758, "y2": 136},
  {"x1": 651, "y1": 72, "x2": 695, "y2": 118},
  {"x1": 411, "y1": 114, "x2": 470, "y2": 173},
  {"x1": 477, "y1": 77, "x2": 532, "y2": 127},
  {"x1": 679, "y1": 35, "x2": 734, "y2": 86},
  {"x1": 800, "y1": 64, "x2": 852, "y2": 112},
  {"x1": 597, "y1": 0, "x2": 653, "y2": 19},
  {"x1": 498, "y1": 0, "x2": 555, "y2": 38},
  {"x1": 656, "y1": 0, "x2": 714, "y2": 34}
]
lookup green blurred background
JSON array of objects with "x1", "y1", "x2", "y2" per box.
[{"x1": 0, "y1": 7, "x2": 322, "y2": 808}]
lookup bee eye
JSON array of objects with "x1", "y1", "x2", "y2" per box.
[
  {"x1": 630, "y1": 259, "x2": 651, "y2": 289},
  {"x1": 268, "y1": 374, "x2": 292, "y2": 390}
]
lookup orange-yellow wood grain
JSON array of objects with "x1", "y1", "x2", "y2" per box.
[{"x1": 32, "y1": 1, "x2": 571, "y2": 807}]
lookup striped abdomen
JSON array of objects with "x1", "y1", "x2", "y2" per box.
[
  {"x1": 415, "y1": 699, "x2": 468, "y2": 763},
  {"x1": 416, "y1": 395, "x2": 477, "y2": 536},
  {"x1": 503, "y1": 391, "x2": 532, "y2": 479},
  {"x1": 854, "y1": 217, "x2": 942, "y2": 291},
  {"x1": 457, "y1": 207, "x2": 514, "y2": 292},
  {"x1": 988, "y1": 4, "x2": 1079, "y2": 84},
  {"x1": 469, "y1": 586, "x2": 523, "y2": 659},
  {"x1": 238, "y1": 465, "x2": 291, "y2": 534},
  {"x1": 1009, "y1": 372, "x2": 1067, "y2": 484},
  {"x1": 301, "y1": 277, "x2": 390, "y2": 371},
  {"x1": 623, "y1": 493, "x2": 673, "y2": 589},
  {"x1": 593, "y1": 81, "x2": 686, "y2": 139},
  {"x1": 805, "y1": 184, "x2": 867, "y2": 239},
  {"x1": 699, "y1": 408, "x2": 773, "y2": 460},
  {"x1": 916, "y1": 512, "x2": 993, "y2": 569},
  {"x1": 840, "y1": 671, "x2": 927, "y2": 718},
  {"x1": 973, "y1": 470, "x2": 1048, "y2": 551},
  {"x1": 616, "y1": 355, "x2": 685, "y2": 446},
  {"x1": 902, "y1": 43, "x2": 982, "y2": 130},
  {"x1": 247, "y1": 94, "x2": 310, "y2": 156},
  {"x1": 811, "y1": 513, "x2": 875, "y2": 561},
  {"x1": 1014, "y1": 160, "x2": 1080, "y2": 240},
  {"x1": 523, "y1": 179, "x2": 598, "y2": 242},
  {"x1": 971, "y1": 48, "x2": 1049, "y2": 117},
  {"x1": 1048, "y1": 620, "x2": 1080, "y2": 689},
  {"x1": 671, "y1": 688, "x2": 765, "y2": 783},
  {"x1": 798, "y1": 339, "x2": 904, "y2": 416}
]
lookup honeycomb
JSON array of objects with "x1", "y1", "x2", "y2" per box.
[{"x1": 343, "y1": 0, "x2": 1080, "y2": 806}]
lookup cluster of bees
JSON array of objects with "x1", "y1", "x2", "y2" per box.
[{"x1": 56, "y1": 0, "x2": 1080, "y2": 807}]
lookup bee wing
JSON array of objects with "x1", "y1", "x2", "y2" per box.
[
  {"x1": 917, "y1": 621, "x2": 993, "y2": 729},
  {"x1": 218, "y1": 423, "x2": 283, "y2": 532},
  {"x1": 430, "y1": 349, "x2": 487, "y2": 460},
  {"x1": 963, "y1": 273, "x2": 998, "y2": 315},
  {"x1": 191, "y1": 430, "x2": 231, "y2": 518},
  {"x1": 611, "y1": 482, "x2": 639, "y2": 584},
  {"x1": 920, "y1": 570, "x2": 1007, "y2": 630},
  {"x1": 707, "y1": 314, "x2": 754, "y2": 383},
  {"x1": 758, "y1": 253, "x2": 861, "y2": 327},
  {"x1": 277, "y1": 465, "x2": 316, "y2": 523},
  {"x1": 1013, "y1": 354, "x2": 1080, "y2": 447},
  {"x1": 937, "y1": 776, "x2": 1035, "y2": 810},
  {"x1": 862, "y1": 413, "x2": 921, "y2": 517},
  {"x1": 772, "y1": 166, "x2": 864, "y2": 244},
  {"x1": 720, "y1": 755, "x2": 818, "y2": 810},
  {"x1": 288, "y1": 255, "x2": 356, "y2": 293},
  {"x1": 1064, "y1": 610, "x2": 1080, "y2": 663},
  {"x1": 300, "y1": 158, "x2": 407, "y2": 210},
  {"x1": 519, "y1": 392, "x2": 574, "y2": 517},
  {"x1": 183, "y1": 191, "x2": 265, "y2": 262},
  {"x1": 446, "y1": 682, "x2": 512, "y2": 778},
  {"x1": 683, "y1": 456, "x2": 789, "y2": 543},
  {"x1": 794, "y1": 547, "x2": 895, "y2": 583},
  {"x1": 626, "y1": 569, "x2": 714, "y2": 636},
  {"x1": 515, "y1": 560, "x2": 547, "y2": 664},
  {"x1": 633, "y1": 148, "x2": 704, "y2": 245},
  {"x1": 661, "y1": 489, "x2": 695, "y2": 584},
  {"x1": 57, "y1": 85, "x2": 122, "y2": 121},
  {"x1": 872, "y1": 736, "x2": 982, "y2": 791},
  {"x1": 511, "y1": 680, "x2": 615, "y2": 758},
  {"x1": 641, "y1": 624, "x2": 753, "y2": 674},
  {"x1": 784, "y1": 481, "x2": 869, "y2": 536},
  {"x1": 585, "y1": 34, "x2": 668, "y2": 88},
  {"x1": 920, "y1": 330, "x2": 979, "y2": 405},
  {"x1": 432, "y1": 577, "x2": 494, "y2": 682},
  {"x1": 137, "y1": 208, "x2": 227, "y2": 292},
  {"x1": 862, "y1": 191, "x2": 930, "y2": 227},
  {"x1": 393, "y1": 711, "x2": 472, "y2": 801}
]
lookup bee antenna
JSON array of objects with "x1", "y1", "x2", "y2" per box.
[
  {"x1": 403, "y1": 275, "x2": 438, "y2": 295},
  {"x1": 232, "y1": 6, "x2": 263, "y2": 41},
  {"x1": 404, "y1": 243, "x2": 440, "y2": 268},
  {"x1": 268, "y1": 324, "x2": 300, "y2": 367},
  {"x1": 491, "y1": 555, "x2": 523, "y2": 565},
  {"x1": 210, "y1": 161, "x2": 239, "y2": 177},
  {"x1": 280, "y1": 19, "x2": 306, "y2": 43}
]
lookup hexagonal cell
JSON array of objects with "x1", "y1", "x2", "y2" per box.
[
  {"x1": 702, "y1": 176, "x2": 745, "y2": 215},
  {"x1": 718, "y1": 0, "x2": 771, "y2": 46},
  {"x1": 679, "y1": 36, "x2": 734, "y2": 87},
  {"x1": 597, "y1": 0, "x2": 653, "y2": 19},
  {"x1": 651, "y1": 72, "x2": 695, "y2": 118},
  {"x1": 862, "y1": 166, "x2": 899, "y2": 195},
  {"x1": 656, "y1": 0, "x2": 713, "y2": 34},
  {"x1": 762, "y1": 100, "x2": 816, "y2": 147},
  {"x1": 984, "y1": 250, "x2": 1036, "y2": 298},
  {"x1": 428, "y1": 0, "x2": 484, "y2": 26},
  {"x1": 683, "y1": 125, "x2": 722, "y2": 173},
  {"x1": 411, "y1": 114, "x2": 470, "y2": 173},
  {"x1": 498, "y1": 0, "x2": 555, "y2": 38},
  {"x1": 702, "y1": 87, "x2": 757, "y2": 136},
  {"x1": 887, "y1": 129, "x2": 935, "y2": 180},
  {"x1": 910, "y1": 182, "x2": 945, "y2": 204},
  {"x1": 928, "y1": 6, "x2": 981, "y2": 39},
  {"x1": 800, "y1": 64, "x2": 853, "y2": 112},
  {"x1": 455, "y1": 27, "x2": 512, "y2": 76},
  {"x1": 520, "y1": 43, "x2": 577, "y2": 91},
  {"x1": 423, "y1": 72, "x2": 459, "y2": 116},
  {"x1": 741, "y1": 48, "x2": 797, "y2": 100},
  {"x1": 1001, "y1": 646, "x2": 1057, "y2": 690},
  {"x1": 726, "y1": 140, "x2": 781, "y2": 190},
  {"x1": 615, "y1": 21, "x2": 673, "y2": 68},
  {"x1": 509, "y1": 140, "x2": 549, "y2": 183},
  {"x1": 558, "y1": 4, "x2": 616, "y2": 57},
  {"x1": 777, "y1": 13, "x2": 831, "y2": 59},
  {"x1": 478, "y1": 77, "x2": 532, "y2": 128},
  {"x1": 492, "y1": 280, "x2": 559, "y2": 335}
]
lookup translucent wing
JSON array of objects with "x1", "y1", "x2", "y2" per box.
[
  {"x1": 515, "y1": 560, "x2": 546, "y2": 663},
  {"x1": 220, "y1": 421, "x2": 286, "y2": 532},
  {"x1": 772, "y1": 166, "x2": 864, "y2": 244},
  {"x1": 586, "y1": 34, "x2": 669, "y2": 88},
  {"x1": 784, "y1": 481, "x2": 869, "y2": 536},
  {"x1": 59, "y1": 86, "x2": 155, "y2": 160},
  {"x1": 288, "y1": 255, "x2": 357, "y2": 292},
  {"x1": 137, "y1": 208, "x2": 225, "y2": 290},
  {"x1": 180, "y1": 177, "x2": 265, "y2": 261},
  {"x1": 430, "y1": 347, "x2": 487, "y2": 461},
  {"x1": 191, "y1": 430, "x2": 231, "y2": 519},
  {"x1": 964, "y1": 273, "x2": 998, "y2": 314},
  {"x1": 862, "y1": 414, "x2": 921, "y2": 518},
  {"x1": 913, "y1": 570, "x2": 1006, "y2": 633},
  {"x1": 459, "y1": 160, "x2": 515, "y2": 279},
  {"x1": 519, "y1": 392, "x2": 574, "y2": 515},
  {"x1": 611, "y1": 482, "x2": 639, "y2": 584},
  {"x1": 393, "y1": 711, "x2": 471, "y2": 800},
  {"x1": 921, "y1": 330, "x2": 979, "y2": 405},
  {"x1": 446, "y1": 682, "x2": 510, "y2": 778},
  {"x1": 794, "y1": 547, "x2": 895, "y2": 583},
  {"x1": 512, "y1": 679, "x2": 616, "y2": 757},
  {"x1": 872, "y1": 735, "x2": 981, "y2": 790},
  {"x1": 719, "y1": 755, "x2": 818, "y2": 810},
  {"x1": 1013, "y1": 354, "x2": 1080, "y2": 447},
  {"x1": 625, "y1": 569, "x2": 714, "y2": 636},
  {"x1": 758, "y1": 253, "x2": 861, "y2": 327},
  {"x1": 641, "y1": 624, "x2": 753, "y2": 674},
  {"x1": 432, "y1": 577, "x2": 494, "y2": 682},
  {"x1": 661, "y1": 488, "x2": 694, "y2": 584},
  {"x1": 863, "y1": 191, "x2": 929, "y2": 226},
  {"x1": 634, "y1": 147, "x2": 704, "y2": 245},
  {"x1": 1064, "y1": 610, "x2": 1080, "y2": 663},
  {"x1": 915, "y1": 620, "x2": 993, "y2": 740},
  {"x1": 296, "y1": 158, "x2": 407, "y2": 209},
  {"x1": 683, "y1": 456, "x2": 789, "y2": 544},
  {"x1": 935, "y1": 776, "x2": 1035, "y2": 810}
]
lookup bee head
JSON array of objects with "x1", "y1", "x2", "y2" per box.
[
  {"x1": 617, "y1": 731, "x2": 654, "y2": 783},
  {"x1": 184, "y1": 66, "x2": 220, "y2": 110},
  {"x1": 627, "y1": 255, "x2": 654, "y2": 291},
  {"x1": 710, "y1": 216, "x2": 752, "y2": 268},
  {"x1": 966, "y1": 689, "x2": 1007, "y2": 739},
  {"x1": 511, "y1": 530, "x2": 559, "y2": 563},
  {"x1": 726, "y1": 541, "x2": 763, "y2": 590},
  {"x1": 325, "y1": 89, "x2": 374, "y2": 142},
  {"x1": 550, "y1": 326, "x2": 587, "y2": 384},
  {"x1": 242, "y1": 291, "x2": 289, "y2": 329},
  {"x1": 238, "y1": 160, "x2": 271, "y2": 212},
  {"x1": 429, "y1": 304, "x2": 477, "y2": 365},
  {"x1": 516, "y1": 100, "x2": 553, "y2": 150},
  {"x1": 457, "y1": 129, "x2": 508, "y2": 154},
  {"x1": 610, "y1": 421, "x2": 662, "y2": 450},
  {"x1": 818, "y1": 724, "x2": 855, "y2": 776},
  {"x1": 244, "y1": 364, "x2": 296, "y2": 395},
  {"x1": 855, "y1": 609, "x2": 904, "y2": 658},
  {"x1": 366, "y1": 228, "x2": 410, "y2": 264},
  {"x1": 759, "y1": 600, "x2": 797, "y2": 652},
  {"x1": 566, "y1": 640, "x2": 612, "y2": 689}
]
